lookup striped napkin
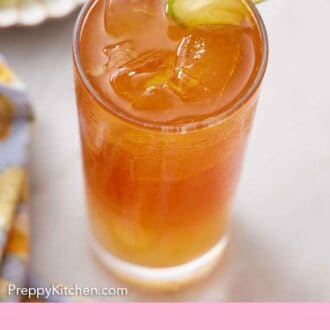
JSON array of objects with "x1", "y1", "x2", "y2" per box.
[{"x1": 0, "y1": 55, "x2": 33, "y2": 302}]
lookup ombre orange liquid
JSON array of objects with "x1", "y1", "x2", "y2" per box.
[{"x1": 73, "y1": 0, "x2": 267, "y2": 286}]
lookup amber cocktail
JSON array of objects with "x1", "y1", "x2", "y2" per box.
[{"x1": 73, "y1": 0, "x2": 268, "y2": 288}]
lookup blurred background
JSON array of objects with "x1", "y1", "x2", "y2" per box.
[{"x1": 0, "y1": 0, "x2": 330, "y2": 301}]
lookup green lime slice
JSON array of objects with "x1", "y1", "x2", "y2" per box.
[{"x1": 167, "y1": 0, "x2": 265, "y2": 27}]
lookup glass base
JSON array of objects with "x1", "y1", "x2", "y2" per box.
[{"x1": 91, "y1": 234, "x2": 229, "y2": 290}]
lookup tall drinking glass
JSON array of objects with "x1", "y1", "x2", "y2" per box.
[{"x1": 73, "y1": 0, "x2": 268, "y2": 289}]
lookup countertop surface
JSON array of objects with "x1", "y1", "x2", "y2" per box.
[{"x1": 1, "y1": 0, "x2": 330, "y2": 302}]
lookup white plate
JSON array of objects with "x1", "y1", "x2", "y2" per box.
[{"x1": 0, "y1": 0, "x2": 86, "y2": 28}]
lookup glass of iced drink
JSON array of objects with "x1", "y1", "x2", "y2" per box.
[{"x1": 73, "y1": 0, "x2": 268, "y2": 289}]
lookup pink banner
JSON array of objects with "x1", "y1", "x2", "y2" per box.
[{"x1": 1, "y1": 304, "x2": 330, "y2": 329}]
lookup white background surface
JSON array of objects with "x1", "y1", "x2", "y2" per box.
[{"x1": 1, "y1": 0, "x2": 330, "y2": 301}]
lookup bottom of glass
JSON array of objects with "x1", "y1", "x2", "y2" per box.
[{"x1": 90, "y1": 234, "x2": 229, "y2": 291}]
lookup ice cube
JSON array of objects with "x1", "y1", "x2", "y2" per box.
[
  {"x1": 168, "y1": 28, "x2": 242, "y2": 102},
  {"x1": 86, "y1": 40, "x2": 137, "y2": 78},
  {"x1": 103, "y1": 40, "x2": 137, "y2": 71},
  {"x1": 111, "y1": 50, "x2": 176, "y2": 111},
  {"x1": 105, "y1": 0, "x2": 156, "y2": 36}
]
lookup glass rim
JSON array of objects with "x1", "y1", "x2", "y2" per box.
[{"x1": 73, "y1": 0, "x2": 269, "y2": 133}]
